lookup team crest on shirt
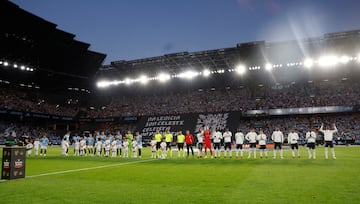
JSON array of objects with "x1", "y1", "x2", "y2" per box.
[{"x1": 195, "y1": 113, "x2": 229, "y2": 132}]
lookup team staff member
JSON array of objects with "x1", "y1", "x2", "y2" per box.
[
  {"x1": 306, "y1": 127, "x2": 317, "y2": 159},
  {"x1": 177, "y1": 131, "x2": 185, "y2": 158},
  {"x1": 271, "y1": 127, "x2": 284, "y2": 159},
  {"x1": 154, "y1": 130, "x2": 163, "y2": 158},
  {"x1": 320, "y1": 123, "x2": 337, "y2": 159},
  {"x1": 245, "y1": 128, "x2": 257, "y2": 159},
  {"x1": 288, "y1": 128, "x2": 300, "y2": 158},
  {"x1": 185, "y1": 130, "x2": 194, "y2": 157},
  {"x1": 164, "y1": 130, "x2": 173, "y2": 158}
]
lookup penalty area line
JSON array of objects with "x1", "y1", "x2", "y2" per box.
[{"x1": 25, "y1": 159, "x2": 156, "y2": 179}]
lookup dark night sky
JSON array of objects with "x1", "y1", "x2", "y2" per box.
[{"x1": 10, "y1": 0, "x2": 360, "y2": 64}]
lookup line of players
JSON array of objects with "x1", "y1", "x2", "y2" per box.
[
  {"x1": 61, "y1": 131, "x2": 143, "y2": 158},
  {"x1": 151, "y1": 123, "x2": 338, "y2": 160}
]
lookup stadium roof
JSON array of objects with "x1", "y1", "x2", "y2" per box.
[
  {"x1": 0, "y1": 1, "x2": 106, "y2": 90},
  {"x1": 99, "y1": 29, "x2": 360, "y2": 78}
]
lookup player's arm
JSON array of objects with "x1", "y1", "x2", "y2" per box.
[
  {"x1": 320, "y1": 123, "x2": 324, "y2": 132},
  {"x1": 333, "y1": 123, "x2": 338, "y2": 133}
]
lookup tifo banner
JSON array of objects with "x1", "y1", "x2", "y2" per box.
[{"x1": 137, "y1": 112, "x2": 241, "y2": 139}]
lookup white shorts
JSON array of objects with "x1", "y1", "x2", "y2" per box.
[{"x1": 41, "y1": 146, "x2": 47, "y2": 150}]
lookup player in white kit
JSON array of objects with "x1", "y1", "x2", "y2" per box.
[
  {"x1": 222, "y1": 128, "x2": 233, "y2": 158},
  {"x1": 26, "y1": 141, "x2": 33, "y2": 157},
  {"x1": 196, "y1": 129, "x2": 204, "y2": 158},
  {"x1": 306, "y1": 127, "x2": 317, "y2": 159},
  {"x1": 111, "y1": 138, "x2": 117, "y2": 157},
  {"x1": 33, "y1": 138, "x2": 40, "y2": 156},
  {"x1": 123, "y1": 138, "x2": 129, "y2": 158},
  {"x1": 104, "y1": 137, "x2": 111, "y2": 157},
  {"x1": 234, "y1": 128, "x2": 244, "y2": 159},
  {"x1": 132, "y1": 138, "x2": 138, "y2": 158},
  {"x1": 213, "y1": 129, "x2": 223, "y2": 158},
  {"x1": 150, "y1": 136, "x2": 157, "y2": 158},
  {"x1": 61, "y1": 137, "x2": 69, "y2": 156},
  {"x1": 288, "y1": 128, "x2": 300, "y2": 158},
  {"x1": 271, "y1": 127, "x2": 284, "y2": 159},
  {"x1": 245, "y1": 128, "x2": 257, "y2": 159},
  {"x1": 256, "y1": 129, "x2": 268, "y2": 158},
  {"x1": 79, "y1": 136, "x2": 87, "y2": 156},
  {"x1": 320, "y1": 123, "x2": 337, "y2": 159}
]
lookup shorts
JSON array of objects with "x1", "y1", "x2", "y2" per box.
[
  {"x1": 214, "y1": 143, "x2": 221, "y2": 150},
  {"x1": 307, "y1": 143, "x2": 315, "y2": 149},
  {"x1": 236, "y1": 144, "x2": 243, "y2": 149},
  {"x1": 40, "y1": 146, "x2": 47, "y2": 150},
  {"x1": 198, "y1": 143, "x2": 203, "y2": 149},
  {"x1": 249, "y1": 143, "x2": 256, "y2": 148},
  {"x1": 274, "y1": 142, "x2": 282, "y2": 149},
  {"x1": 291, "y1": 143, "x2": 298, "y2": 150},
  {"x1": 156, "y1": 142, "x2": 161, "y2": 150},
  {"x1": 259, "y1": 145, "x2": 266, "y2": 149},
  {"x1": 204, "y1": 142, "x2": 211, "y2": 149},
  {"x1": 325, "y1": 141, "x2": 334, "y2": 148},
  {"x1": 225, "y1": 142, "x2": 232, "y2": 150},
  {"x1": 166, "y1": 142, "x2": 171, "y2": 147},
  {"x1": 177, "y1": 143, "x2": 184, "y2": 149}
]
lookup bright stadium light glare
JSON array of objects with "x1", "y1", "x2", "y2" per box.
[
  {"x1": 303, "y1": 58, "x2": 314, "y2": 68},
  {"x1": 265, "y1": 63, "x2": 272, "y2": 71},
  {"x1": 340, "y1": 56, "x2": 350, "y2": 64},
  {"x1": 157, "y1": 73, "x2": 170, "y2": 82},
  {"x1": 318, "y1": 55, "x2": 339, "y2": 67},
  {"x1": 235, "y1": 65, "x2": 246, "y2": 75},
  {"x1": 124, "y1": 78, "x2": 132, "y2": 85},
  {"x1": 13, "y1": 64, "x2": 18, "y2": 68},
  {"x1": 203, "y1": 69, "x2": 211, "y2": 77},
  {"x1": 139, "y1": 75, "x2": 148, "y2": 84},
  {"x1": 178, "y1": 70, "x2": 199, "y2": 79},
  {"x1": 4, "y1": 62, "x2": 9, "y2": 66},
  {"x1": 97, "y1": 81, "x2": 110, "y2": 88}
]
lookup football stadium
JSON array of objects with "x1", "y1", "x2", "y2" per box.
[{"x1": 1, "y1": 0, "x2": 360, "y2": 203}]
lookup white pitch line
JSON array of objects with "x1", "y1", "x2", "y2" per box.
[{"x1": 26, "y1": 159, "x2": 156, "y2": 179}]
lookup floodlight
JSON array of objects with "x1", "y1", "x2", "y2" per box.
[
  {"x1": 124, "y1": 78, "x2": 132, "y2": 85},
  {"x1": 4, "y1": 62, "x2": 9, "y2": 66},
  {"x1": 303, "y1": 58, "x2": 314, "y2": 68},
  {"x1": 97, "y1": 81, "x2": 110, "y2": 88},
  {"x1": 265, "y1": 63, "x2": 272, "y2": 71},
  {"x1": 203, "y1": 69, "x2": 211, "y2": 77},
  {"x1": 235, "y1": 65, "x2": 246, "y2": 75},
  {"x1": 339, "y1": 56, "x2": 350, "y2": 64},
  {"x1": 178, "y1": 70, "x2": 199, "y2": 79},
  {"x1": 139, "y1": 75, "x2": 148, "y2": 84},
  {"x1": 157, "y1": 73, "x2": 170, "y2": 82},
  {"x1": 13, "y1": 64, "x2": 18, "y2": 68},
  {"x1": 318, "y1": 55, "x2": 338, "y2": 67}
]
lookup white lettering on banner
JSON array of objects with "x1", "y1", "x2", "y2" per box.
[
  {"x1": 195, "y1": 113, "x2": 229, "y2": 133},
  {"x1": 141, "y1": 115, "x2": 185, "y2": 138}
]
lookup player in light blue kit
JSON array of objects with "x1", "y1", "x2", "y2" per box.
[
  {"x1": 115, "y1": 131, "x2": 123, "y2": 157},
  {"x1": 135, "y1": 131, "x2": 143, "y2": 158},
  {"x1": 86, "y1": 133, "x2": 95, "y2": 156},
  {"x1": 40, "y1": 133, "x2": 49, "y2": 156}
]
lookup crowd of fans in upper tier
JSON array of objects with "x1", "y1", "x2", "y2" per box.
[{"x1": 1, "y1": 80, "x2": 359, "y2": 118}]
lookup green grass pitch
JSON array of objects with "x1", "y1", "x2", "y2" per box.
[{"x1": 0, "y1": 146, "x2": 359, "y2": 204}]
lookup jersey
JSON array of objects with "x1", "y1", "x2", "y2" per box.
[
  {"x1": 26, "y1": 143, "x2": 33, "y2": 150},
  {"x1": 40, "y1": 137, "x2": 49, "y2": 147},
  {"x1": 136, "y1": 135, "x2": 142, "y2": 146},
  {"x1": 245, "y1": 132, "x2": 257, "y2": 143},
  {"x1": 223, "y1": 131, "x2": 232, "y2": 143},
  {"x1": 177, "y1": 134, "x2": 185, "y2": 143},
  {"x1": 150, "y1": 140, "x2": 157, "y2": 151},
  {"x1": 33, "y1": 141, "x2": 40, "y2": 149},
  {"x1": 256, "y1": 133, "x2": 267, "y2": 145},
  {"x1": 80, "y1": 139, "x2": 86, "y2": 150},
  {"x1": 155, "y1": 133, "x2": 163, "y2": 142},
  {"x1": 320, "y1": 125, "x2": 338, "y2": 141},
  {"x1": 74, "y1": 141, "x2": 80, "y2": 150},
  {"x1": 64, "y1": 134, "x2": 70, "y2": 142},
  {"x1": 132, "y1": 141, "x2": 138, "y2": 151},
  {"x1": 87, "y1": 137, "x2": 95, "y2": 146},
  {"x1": 123, "y1": 141, "x2": 129, "y2": 150},
  {"x1": 111, "y1": 140, "x2": 117, "y2": 151},
  {"x1": 104, "y1": 139, "x2": 111, "y2": 150},
  {"x1": 185, "y1": 134, "x2": 194, "y2": 145},
  {"x1": 213, "y1": 131, "x2": 223, "y2": 143},
  {"x1": 288, "y1": 132, "x2": 299, "y2": 144},
  {"x1": 235, "y1": 132, "x2": 244, "y2": 144},
  {"x1": 160, "y1": 141, "x2": 167, "y2": 150},
  {"x1": 61, "y1": 140, "x2": 69, "y2": 149},
  {"x1": 165, "y1": 133, "x2": 173, "y2": 143},
  {"x1": 306, "y1": 131, "x2": 317, "y2": 143},
  {"x1": 271, "y1": 131, "x2": 284, "y2": 143},
  {"x1": 197, "y1": 132, "x2": 204, "y2": 143}
]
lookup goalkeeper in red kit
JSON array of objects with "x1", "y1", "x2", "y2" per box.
[{"x1": 203, "y1": 126, "x2": 213, "y2": 158}]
